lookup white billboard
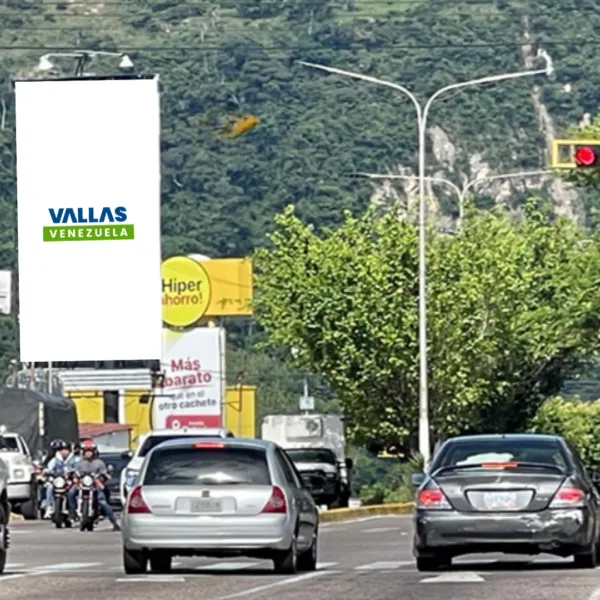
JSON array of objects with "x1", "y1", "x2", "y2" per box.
[
  {"x1": 154, "y1": 327, "x2": 226, "y2": 429},
  {"x1": 15, "y1": 77, "x2": 162, "y2": 362},
  {"x1": 0, "y1": 271, "x2": 11, "y2": 315}
]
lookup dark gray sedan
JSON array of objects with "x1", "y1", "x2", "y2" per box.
[{"x1": 412, "y1": 433, "x2": 600, "y2": 571}]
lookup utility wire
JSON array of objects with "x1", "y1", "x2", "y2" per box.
[{"x1": 0, "y1": 38, "x2": 593, "y2": 52}]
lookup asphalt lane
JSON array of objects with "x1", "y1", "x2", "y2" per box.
[{"x1": 2, "y1": 515, "x2": 600, "y2": 600}]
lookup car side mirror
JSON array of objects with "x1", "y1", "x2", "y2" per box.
[
  {"x1": 411, "y1": 472, "x2": 426, "y2": 487},
  {"x1": 120, "y1": 450, "x2": 133, "y2": 460},
  {"x1": 345, "y1": 458, "x2": 354, "y2": 470}
]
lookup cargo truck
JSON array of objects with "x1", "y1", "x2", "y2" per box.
[{"x1": 260, "y1": 414, "x2": 352, "y2": 509}]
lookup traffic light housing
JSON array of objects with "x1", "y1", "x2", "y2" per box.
[{"x1": 551, "y1": 139, "x2": 600, "y2": 169}]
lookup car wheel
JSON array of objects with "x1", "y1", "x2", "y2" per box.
[
  {"x1": 0, "y1": 505, "x2": 8, "y2": 575},
  {"x1": 273, "y1": 537, "x2": 298, "y2": 574},
  {"x1": 416, "y1": 555, "x2": 450, "y2": 572},
  {"x1": 20, "y1": 488, "x2": 39, "y2": 521},
  {"x1": 150, "y1": 552, "x2": 172, "y2": 573},
  {"x1": 574, "y1": 544, "x2": 598, "y2": 569},
  {"x1": 297, "y1": 530, "x2": 318, "y2": 571},
  {"x1": 123, "y1": 547, "x2": 148, "y2": 574}
]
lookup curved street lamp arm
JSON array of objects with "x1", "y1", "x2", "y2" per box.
[
  {"x1": 462, "y1": 169, "x2": 552, "y2": 196},
  {"x1": 296, "y1": 61, "x2": 422, "y2": 121},
  {"x1": 424, "y1": 67, "x2": 550, "y2": 119},
  {"x1": 349, "y1": 172, "x2": 462, "y2": 199}
]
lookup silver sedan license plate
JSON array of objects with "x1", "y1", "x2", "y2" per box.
[
  {"x1": 190, "y1": 498, "x2": 222, "y2": 513},
  {"x1": 483, "y1": 491, "x2": 518, "y2": 510}
]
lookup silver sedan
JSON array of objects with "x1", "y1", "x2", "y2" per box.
[{"x1": 121, "y1": 437, "x2": 319, "y2": 575}]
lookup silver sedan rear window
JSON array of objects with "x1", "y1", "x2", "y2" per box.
[{"x1": 143, "y1": 447, "x2": 271, "y2": 486}]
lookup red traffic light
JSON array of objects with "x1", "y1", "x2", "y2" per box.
[{"x1": 574, "y1": 146, "x2": 598, "y2": 167}]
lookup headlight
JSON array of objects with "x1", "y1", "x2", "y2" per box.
[
  {"x1": 53, "y1": 476, "x2": 65, "y2": 488},
  {"x1": 81, "y1": 475, "x2": 94, "y2": 487},
  {"x1": 13, "y1": 469, "x2": 25, "y2": 480}
]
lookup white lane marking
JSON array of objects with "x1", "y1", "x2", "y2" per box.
[
  {"x1": 356, "y1": 561, "x2": 413, "y2": 570},
  {"x1": 0, "y1": 569, "x2": 54, "y2": 582},
  {"x1": 116, "y1": 575, "x2": 186, "y2": 582},
  {"x1": 360, "y1": 527, "x2": 399, "y2": 533},
  {"x1": 6, "y1": 563, "x2": 25, "y2": 569},
  {"x1": 210, "y1": 570, "x2": 340, "y2": 600},
  {"x1": 421, "y1": 572, "x2": 485, "y2": 583},
  {"x1": 35, "y1": 563, "x2": 102, "y2": 571},
  {"x1": 588, "y1": 585, "x2": 600, "y2": 599},
  {"x1": 321, "y1": 528, "x2": 346, "y2": 533},
  {"x1": 196, "y1": 561, "x2": 259, "y2": 571},
  {"x1": 316, "y1": 562, "x2": 338, "y2": 570}
]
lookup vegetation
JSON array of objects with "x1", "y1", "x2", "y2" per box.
[
  {"x1": 353, "y1": 450, "x2": 423, "y2": 505},
  {"x1": 530, "y1": 397, "x2": 600, "y2": 472},
  {"x1": 254, "y1": 201, "x2": 600, "y2": 451}
]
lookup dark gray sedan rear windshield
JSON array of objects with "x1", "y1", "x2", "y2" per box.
[
  {"x1": 434, "y1": 439, "x2": 568, "y2": 471},
  {"x1": 144, "y1": 447, "x2": 271, "y2": 486}
]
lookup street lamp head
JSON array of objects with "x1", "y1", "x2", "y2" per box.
[
  {"x1": 119, "y1": 54, "x2": 134, "y2": 71},
  {"x1": 37, "y1": 55, "x2": 54, "y2": 71}
]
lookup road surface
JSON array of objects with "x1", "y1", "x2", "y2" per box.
[{"x1": 2, "y1": 515, "x2": 600, "y2": 600}]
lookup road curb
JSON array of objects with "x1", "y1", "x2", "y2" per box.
[{"x1": 319, "y1": 502, "x2": 414, "y2": 522}]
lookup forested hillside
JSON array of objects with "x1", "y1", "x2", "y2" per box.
[{"x1": 0, "y1": 0, "x2": 599, "y2": 409}]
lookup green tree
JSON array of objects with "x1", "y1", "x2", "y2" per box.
[
  {"x1": 254, "y1": 202, "x2": 600, "y2": 451},
  {"x1": 530, "y1": 397, "x2": 600, "y2": 471}
]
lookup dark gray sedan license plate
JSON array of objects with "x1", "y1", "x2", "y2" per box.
[
  {"x1": 190, "y1": 498, "x2": 222, "y2": 513},
  {"x1": 483, "y1": 491, "x2": 518, "y2": 510}
]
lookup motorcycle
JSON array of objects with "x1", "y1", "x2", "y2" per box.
[
  {"x1": 73, "y1": 472, "x2": 103, "y2": 532},
  {"x1": 49, "y1": 472, "x2": 72, "y2": 529}
]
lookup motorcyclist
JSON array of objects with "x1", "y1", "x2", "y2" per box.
[
  {"x1": 68, "y1": 440, "x2": 120, "y2": 531},
  {"x1": 42, "y1": 439, "x2": 77, "y2": 519}
]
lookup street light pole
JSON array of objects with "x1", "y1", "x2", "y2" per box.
[
  {"x1": 298, "y1": 59, "x2": 553, "y2": 464},
  {"x1": 351, "y1": 170, "x2": 551, "y2": 230}
]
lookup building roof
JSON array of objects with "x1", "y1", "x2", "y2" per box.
[{"x1": 78, "y1": 423, "x2": 133, "y2": 438}]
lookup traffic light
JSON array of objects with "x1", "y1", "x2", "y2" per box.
[
  {"x1": 551, "y1": 139, "x2": 600, "y2": 169},
  {"x1": 573, "y1": 144, "x2": 600, "y2": 167}
]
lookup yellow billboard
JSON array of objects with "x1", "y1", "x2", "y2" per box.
[
  {"x1": 71, "y1": 385, "x2": 256, "y2": 445},
  {"x1": 161, "y1": 256, "x2": 252, "y2": 327},
  {"x1": 162, "y1": 255, "x2": 212, "y2": 328},
  {"x1": 202, "y1": 258, "x2": 253, "y2": 317},
  {"x1": 224, "y1": 385, "x2": 256, "y2": 438}
]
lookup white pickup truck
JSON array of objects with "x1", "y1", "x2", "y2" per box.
[
  {"x1": 0, "y1": 430, "x2": 38, "y2": 520},
  {"x1": 0, "y1": 431, "x2": 15, "y2": 573}
]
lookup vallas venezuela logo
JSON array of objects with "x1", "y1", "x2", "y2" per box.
[{"x1": 42, "y1": 206, "x2": 134, "y2": 242}]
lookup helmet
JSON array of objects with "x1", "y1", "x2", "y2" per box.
[
  {"x1": 80, "y1": 439, "x2": 97, "y2": 454},
  {"x1": 50, "y1": 438, "x2": 68, "y2": 452}
]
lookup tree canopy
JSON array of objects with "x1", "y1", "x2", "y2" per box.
[{"x1": 254, "y1": 202, "x2": 600, "y2": 451}]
